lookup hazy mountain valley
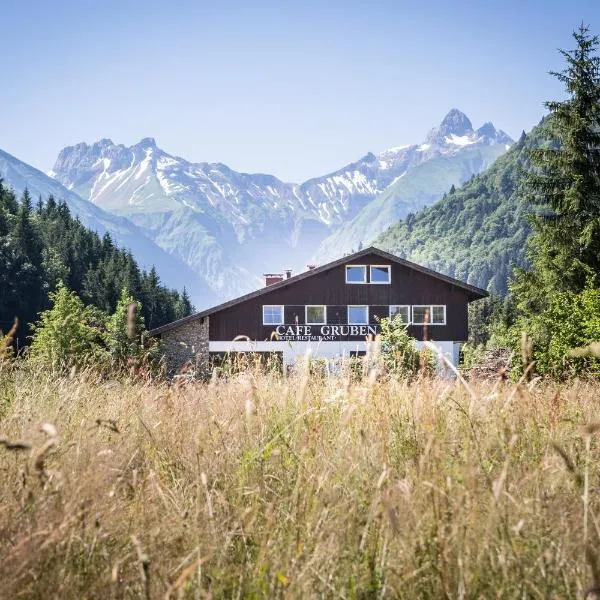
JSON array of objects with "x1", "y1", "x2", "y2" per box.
[{"x1": 1, "y1": 108, "x2": 511, "y2": 305}]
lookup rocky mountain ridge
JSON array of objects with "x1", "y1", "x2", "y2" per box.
[
  {"x1": 0, "y1": 147, "x2": 217, "y2": 307},
  {"x1": 48, "y1": 109, "x2": 513, "y2": 297}
]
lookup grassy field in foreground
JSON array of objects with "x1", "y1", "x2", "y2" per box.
[{"x1": 1, "y1": 368, "x2": 600, "y2": 599}]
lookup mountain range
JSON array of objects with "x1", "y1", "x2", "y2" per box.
[
  {"x1": 316, "y1": 111, "x2": 512, "y2": 259},
  {"x1": 0, "y1": 109, "x2": 513, "y2": 305},
  {"x1": 0, "y1": 148, "x2": 217, "y2": 306},
  {"x1": 375, "y1": 124, "x2": 545, "y2": 295}
]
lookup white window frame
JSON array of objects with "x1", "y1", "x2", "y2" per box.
[
  {"x1": 347, "y1": 305, "x2": 369, "y2": 325},
  {"x1": 430, "y1": 305, "x2": 447, "y2": 325},
  {"x1": 389, "y1": 305, "x2": 411, "y2": 323},
  {"x1": 345, "y1": 264, "x2": 367, "y2": 284},
  {"x1": 412, "y1": 305, "x2": 446, "y2": 325},
  {"x1": 262, "y1": 305, "x2": 284, "y2": 325},
  {"x1": 370, "y1": 265, "x2": 391, "y2": 285},
  {"x1": 305, "y1": 305, "x2": 327, "y2": 325}
]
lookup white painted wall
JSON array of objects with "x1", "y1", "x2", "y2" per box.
[{"x1": 209, "y1": 339, "x2": 461, "y2": 372}]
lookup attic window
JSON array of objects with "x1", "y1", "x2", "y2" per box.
[
  {"x1": 346, "y1": 265, "x2": 366, "y2": 284},
  {"x1": 370, "y1": 265, "x2": 391, "y2": 284}
]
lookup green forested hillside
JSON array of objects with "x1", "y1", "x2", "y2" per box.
[
  {"x1": 318, "y1": 144, "x2": 509, "y2": 261},
  {"x1": 0, "y1": 181, "x2": 192, "y2": 347},
  {"x1": 375, "y1": 127, "x2": 545, "y2": 294}
]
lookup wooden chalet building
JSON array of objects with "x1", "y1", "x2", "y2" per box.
[{"x1": 150, "y1": 247, "x2": 488, "y2": 373}]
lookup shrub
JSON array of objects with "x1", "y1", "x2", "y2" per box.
[
  {"x1": 510, "y1": 285, "x2": 600, "y2": 379},
  {"x1": 460, "y1": 341, "x2": 487, "y2": 369},
  {"x1": 378, "y1": 313, "x2": 435, "y2": 377},
  {"x1": 28, "y1": 282, "x2": 104, "y2": 372},
  {"x1": 104, "y1": 289, "x2": 146, "y2": 362}
]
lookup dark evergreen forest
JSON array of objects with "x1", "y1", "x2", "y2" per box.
[{"x1": 0, "y1": 181, "x2": 193, "y2": 348}]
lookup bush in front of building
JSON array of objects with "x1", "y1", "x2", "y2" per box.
[
  {"x1": 378, "y1": 313, "x2": 435, "y2": 377},
  {"x1": 28, "y1": 282, "x2": 105, "y2": 372},
  {"x1": 28, "y1": 282, "x2": 156, "y2": 375},
  {"x1": 503, "y1": 284, "x2": 600, "y2": 380},
  {"x1": 211, "y1": 351, "x2": 284, "y2": 377}
]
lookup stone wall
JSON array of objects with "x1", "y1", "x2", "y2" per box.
[{"x1": 159, "y1": 316, "x2": 209, "y2": 376}]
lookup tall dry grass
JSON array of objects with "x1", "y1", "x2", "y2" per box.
[{"x1": 1, "y1": 364, "x2": 599, "y2": 598}]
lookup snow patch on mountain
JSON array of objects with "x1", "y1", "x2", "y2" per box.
[
  {"x1": 445, "y1": 134, "x2": 477, "y2": 146},
  {"x1": 0, "y1": 146, "x2": 217, "y2": 307},
  {"x1": 384, "y1": 145, "x2": 410, "y2": 153},
  {"x1": 49, "y1": 108, "x2": 514, "y2": 297},
  {"x1": 390, "y1": 171, "x2": 407, "y2": 186}
]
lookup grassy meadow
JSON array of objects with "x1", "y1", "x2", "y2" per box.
[{"x1": 1, "y1": 363, "x2": 600, "y2": 599}]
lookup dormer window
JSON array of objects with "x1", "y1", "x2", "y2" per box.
[
  {"x1": 346, "y1": 265, "x2": 367, "y2": 284},
  {"x1": 370, "y1": 265, "x2": 391, "y2": 284},
  {"x1": 345, "y1": 264, "x2": 391, "y2": 284}
]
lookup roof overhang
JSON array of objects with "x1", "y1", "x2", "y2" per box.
[{"x1": 149, "y1": 246, "x2": 489, "y2": 336}]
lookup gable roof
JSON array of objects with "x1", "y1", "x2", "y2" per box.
[{"x1": 149, "y1": 246, "x2": 489, "y2": 335}]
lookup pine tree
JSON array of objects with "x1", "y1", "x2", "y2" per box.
[
  {"x1": 15, "y1": 190, "x2": 43, "y2": 266},
  {"x1": 516, "y1": 24, "x2": 600, "y2": 303},
  {"x1": 21, "y1": 188, "x2": 33, "y2": 212},
  {"x1": 142, "y1": 266, "x2": 160, "y2": 329},
  {"x1": 507, "y1": 25, "x2": 600, "y2": 378},
  {"x1": 46, "y1": 195, "x2": 57, "y2": 213},
  {"x1": 3, "y1": 190, "x2": 46, "y2": 345},
  {"x1": 178, "y1": 287, "x2": 193, "y2": 318}
]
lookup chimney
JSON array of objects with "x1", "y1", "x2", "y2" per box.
[
  {"x1": 264, "y1": 273, "x2": 284, "y2": 287},
  {"x1": 285, "y1": 269, "x2": 292, "y2": 279},
  {"x1": 307, "y1": 264, "x2": 317, "y2": 270}
]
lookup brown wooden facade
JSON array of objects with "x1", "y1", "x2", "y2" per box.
[
  {"x1": 151, "y1": 247, "x2": 488, "y2": 346},
  {"x1": 210, "y1": 253, "x2": 475, "y2": 342}
]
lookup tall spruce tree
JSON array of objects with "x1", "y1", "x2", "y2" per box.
[
  {"x1": 513, "y1": 24, "x2": 600, "y2": 309},
  {"x1": 505, "y1": 25, "x2": 600, "y2": 378}
]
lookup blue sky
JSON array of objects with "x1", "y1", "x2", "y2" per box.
[{"x1": 2, "y1": 0, "x2": 599, "y2": 182}]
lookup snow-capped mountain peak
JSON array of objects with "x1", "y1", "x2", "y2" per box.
[
  {"x1": 314, "y1": 110, "x2": 515, "y2": 260},
  {"x1": 421, "y1": 109, "x2": 512, "y2": 150},
  {"x1": 437, "y1": 108, "x2": 473, "y2": 137},
  {"x1": 49, "y1": 109, "x2": 514, "y2": 297}
]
